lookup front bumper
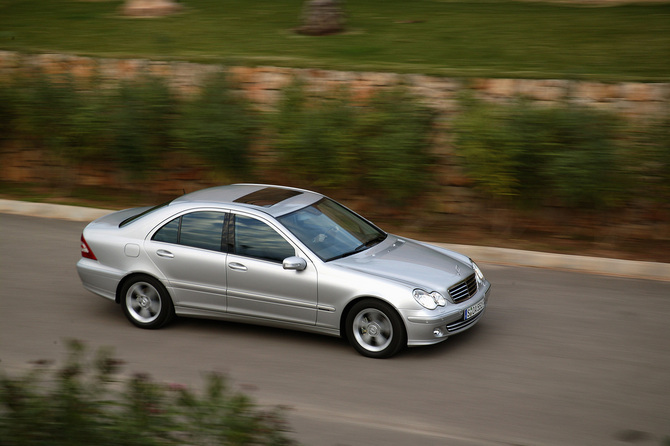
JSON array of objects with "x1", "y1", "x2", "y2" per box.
[{"x1": 402, "y1": 280, "x2": 491, "y2": 347}]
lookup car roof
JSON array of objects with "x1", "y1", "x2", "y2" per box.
[{"x1": 171, "y1": 184, "x2": 324, "y2": 217}]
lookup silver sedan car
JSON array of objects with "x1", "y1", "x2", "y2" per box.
[{"x1": 77, "y1": 184, "x2": 491, "y2": 358}]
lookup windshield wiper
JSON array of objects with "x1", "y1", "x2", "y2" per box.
[
  {"x1": 324, "y1": 233, "x2": 387, "y2": 262},
  {"x1": 363, "y1": 233, "x2": 387, "y2": 248}
]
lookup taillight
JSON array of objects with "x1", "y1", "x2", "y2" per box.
[{"x1": 80, "y1": 234, "x2": 97, "y2": 260}]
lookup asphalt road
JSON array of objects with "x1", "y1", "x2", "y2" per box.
[{"x1": 1, "y1": 213, "x2": 668, "y2": 446}]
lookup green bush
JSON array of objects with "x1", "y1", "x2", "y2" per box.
[
  {"x1": 356, "y1": 88, "x2": 435, "y2": 204},
  {"x1": 270, "y1": 81, "x2": 435, "y2": 204},
  {"x1": 4, "y1": 70, "x2": 667, "y2": 214},
  {"x1": 0, "y1": 340, "x2": 296, "y2": 446},
  {"x1": 9, "y1": 73, "x2": 173, "y2": 169},
  {"x1": 0, "y1": 83, "x2": 19, "y2": 143},
  {"x1": 271, "y1": 81, "x2": 358, "y2": 188},
  {"x1": 628, "y1": 111, "x2": 670, "y2": 203},
  {"x1": 108, "y1": 76, "x2": 177, "y2": 175},
  {"x1": 451, "y1": 99, "x2": 527, "y2": 199},
  {"x1": 64, "y1": 88, "x2": 115, "y2": 163},
  {"x1": 12, "y1": 73, "x2": 90, "y2": 160},
  {"x1": 454, "y1": 98, "x2": 627, "y2": 209},
  {"x1": 176, "y1": 73, "x2": 258, "y2": 175}
]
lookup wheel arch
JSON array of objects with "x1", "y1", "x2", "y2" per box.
[
  {"x1": 339, "y1": 295, "x2": 407, "y2": 343},
  {"x1": 115, "y1": 272, "x2": 169, "y2": 304}
]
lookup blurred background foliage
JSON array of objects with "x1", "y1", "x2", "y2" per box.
[
  {"x1": 177, "y1": 73, "x2": 258, "y2": 175},
  {"x1": 454, "y1": 98, "x2": 630, "y2": 210},
  {"x1": 1, "y1": 73, "x2": 668, "y2": 213},
  {"x1": 1, "y1": 74, "x2": 437, "y2": 204},
  {"x1": 109, "y1": 76, "x2": 177, "y2": 175},
  {"x1": 0, "y1": 340, "x2": 296, "y2": 446},
  {"x1": 271, "y1": 82, "x2": 434, "y2": 204}
]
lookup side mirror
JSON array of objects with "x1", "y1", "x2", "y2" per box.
[{"x1": 283, "y1": 256, "x2": 307, "y2": 271}]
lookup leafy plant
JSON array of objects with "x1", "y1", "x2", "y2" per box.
[
  {"x1": 271, "y1": 80, "x2": 358, "y2": 188},
  {"x1": 0, "y1": 340, "x2": 297, "y2": 446},
  {"x1": 627, "y1": 110, "x2": 670, "y2": 204},
  {"x1": 176, "y1": 73, "x2": 258, "y2": 175},
  {"x1": 355, "y1": 88, "x2": 435, "y2": 204},
  {"x1": 0, "y1": 82, "x2": 19, "y2": 143},
  {"x1": 452, "y1": 98, "x2": 528, "y2": 200},
  {"x1": 454, "y1": 98, "x2": 627, "y2": 209},
  {"x1": 270, "y1": 81, "x2": 435, "y2": 204},
  {"x1": 108, "y1": 75, "x2": 177, "y2": 176},
  {"x1": 12, "y1": 73, "x2": 82, "y2": 157}
]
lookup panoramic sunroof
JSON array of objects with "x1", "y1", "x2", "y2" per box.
[{"x1": 233, "y1": 187, "x2": 301, "y2": 207}]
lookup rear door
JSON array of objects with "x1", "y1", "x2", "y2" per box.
[{"x1": 146, "y1": 210, "x2": 229, "y2": 313}]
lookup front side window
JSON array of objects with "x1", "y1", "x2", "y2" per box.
[
  {"x1": 233, "y1": 215, "x2": 294, "y2": 263},
  {"x1": 152, "y1": 211, "x2": 227, "y2": 252}
]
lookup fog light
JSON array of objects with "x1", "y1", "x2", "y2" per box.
[{"x1": 433, "y1": 328, "x2": 444, "y2": 337}]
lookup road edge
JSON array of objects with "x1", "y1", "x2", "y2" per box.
[{"x1": 2, "y1": 198, "x2": 668, "y2": 281}]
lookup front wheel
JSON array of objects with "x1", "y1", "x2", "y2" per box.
[
  {"x1": 346, "y1": 299, "x2": 406, "y2": 358},
  {"x1": 121, "y1": 275, "x2": 174, "y2": 329}
]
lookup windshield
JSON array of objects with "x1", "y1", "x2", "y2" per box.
[{"x1": 277, "y1": 198, "x2": 387, "y2": 261}]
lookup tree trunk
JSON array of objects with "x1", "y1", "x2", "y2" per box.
[
  {"x1": 297, "y1": 0, "x2": 345, "y2": 36},
  {"x1": 121, "y1": 0, "x2": 182, "y2": 17}
]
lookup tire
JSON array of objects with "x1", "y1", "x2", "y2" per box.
[
  {"x1": 345, "y1": 299, "x2": 406, "y2": 358},
  {"x1": 121, "y1": 275, "x2": 174, "y2": 329}
]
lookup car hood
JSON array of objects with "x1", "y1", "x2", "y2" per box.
[{"x1": 333, "y1": 237, "x2": 472, "y2": 292}]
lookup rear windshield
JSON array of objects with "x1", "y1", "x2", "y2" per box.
[{"x1": 119, "y1": 202, "x2": 171, "y2": 227}]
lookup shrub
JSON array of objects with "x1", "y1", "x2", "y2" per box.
[
  {"x1": 628, "y1": 111, "x2": 670, "y2": 204},
  {"x1": 270, "y1": 81, "x2": 435, "y2": 204},
  {"x1": 64, "y1": 88, "x2": 115, "y2": 163},
  {"x1": 108, "y1": 75, "x2": 177, "y2": 176},
  {"x1": 0, "y1": 340, "x2": 296, "y2": 446},
  {"x1": 452, "y1": 98, "x2": 530, "y2": 200},
  {"x1": 454, "y1": 98, "x2": 627, "y2": 209},
  {"x1": 271, "y1": 80, "x2": 358, "y2": 188},
  {"x1": 355, "y1": 88, "x2": 435, "y2": 204},
  {"x1": 10, "y1": 73, "x2": 176, "y2": 170},
  {"x1": 12, "y1": 73, "x2": 85, "y2": 158},
  {"x1": 542, "y1": 105, "x2": 626, "y2": 208},
  {"x1": 0, "y1": 83, "x2": 19, "y2": 143},
  {"x1": 176, "y1": 73, "x2": 258, "y2": 175}
]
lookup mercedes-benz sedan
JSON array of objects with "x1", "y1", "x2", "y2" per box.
[{"x1": 77, "y1": 184, "x2": 491, "y2": 358}]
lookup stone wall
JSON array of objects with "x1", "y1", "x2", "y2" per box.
[{"x1": 0, "y1": 51, "x2": 667, "y2": 117}]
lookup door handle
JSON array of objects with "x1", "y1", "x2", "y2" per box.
[
  {"x1": 228, "y1": 262, "x2": 247, "y2": 271},
  {"x1": 156, "y1": 249, "x2": 174, "y2": 259}
]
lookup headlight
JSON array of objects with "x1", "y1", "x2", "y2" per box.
[
  {"x1": 472, "y1": 260, "x2": 485, "y2": 282},
  {"x1": 413, "y1": 289, "x2": 447, "y2": 310}
]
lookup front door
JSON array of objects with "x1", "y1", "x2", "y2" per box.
[{"x1": 225, "y1": 213, "x2": 318, "y2": 325}]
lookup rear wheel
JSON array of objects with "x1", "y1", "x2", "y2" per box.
[
  {"x1": 121, "y1": 276, "x2": 174, "y2": 329},
  {"x1": 346, "y1": 299, "x2": 406, "y2": 358}
]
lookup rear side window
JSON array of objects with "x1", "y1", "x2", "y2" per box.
[{"x1": 152, "y1": 211, "x2": 227, "y2": 252}]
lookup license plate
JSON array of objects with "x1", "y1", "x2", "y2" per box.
[{"x1": 465, "y1": 300, "x2": 485, "y2": 320}]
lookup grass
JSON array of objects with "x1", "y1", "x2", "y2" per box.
[
  {"x1": 0, "y1": 0, "x2": 668, "y2": 81},
  {"x1": 0, "y1": 181, "x2": 173, "y2": 209}
]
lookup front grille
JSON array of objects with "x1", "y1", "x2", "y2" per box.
[
  {"x1": 448, "y1": 274, "x2": 477, "y2": 303},
  {"x1": 446, "y1": 311, "x2": 483, "y2": 332}
]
